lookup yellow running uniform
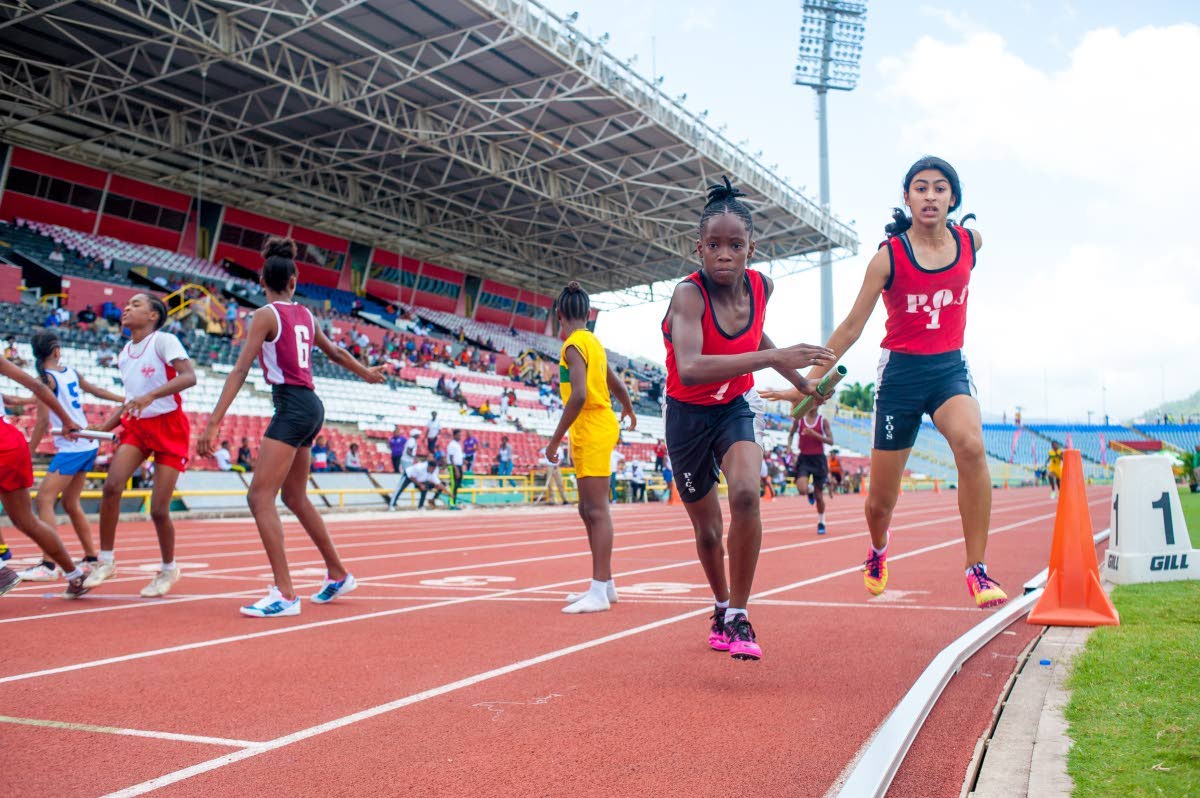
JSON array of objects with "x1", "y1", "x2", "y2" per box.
[
  {"x1": 559, "y1": 329, "x2": 619, "y2": 478},
  {"x1": 1047, "y1": 448, "x2": 1063, "y2": 477}
]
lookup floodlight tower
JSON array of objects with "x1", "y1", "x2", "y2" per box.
[{"x1": 794, "y1": 0, "x2": 867, "y2": 343}]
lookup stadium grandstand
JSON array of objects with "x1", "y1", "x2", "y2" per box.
[
  {"x1": 0, "y1": 0, "x2": 857, "y2": 495},
  {"x1": 0, "y1": 1, "x2": 1194, "y2": 497}
]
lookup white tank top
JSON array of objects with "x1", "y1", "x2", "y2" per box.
[
  {"x1": 118, "y1": 331, "x2": 190, "y2": 419},
  {"x1": 46, "y1": 366, "x2": 97, "y2": 454}
]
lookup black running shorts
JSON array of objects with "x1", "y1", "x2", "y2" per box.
[
  {"x1": 791, "y1": 454, "x2": 829, "y2": 487},
  {"x1": 265, "y1": 384, "x2": 325, "y2": 449},
  {"x1": 873, "y1": 350, "x2": 974, "y2": 451},
  {"x1": 664, "y1": 394, "x2": 757, "y2": 503}
]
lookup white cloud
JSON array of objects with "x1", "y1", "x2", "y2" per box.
[
  {"x1": 878, "y1": 25, "x2": 1200, "y2": 204},
  {"x1": 917, "y1": 5, "x2": 980, "y2": 35}
]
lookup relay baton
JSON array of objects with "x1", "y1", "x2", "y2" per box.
[
  {"x1": 51, "y1": 428, "x2": 115, "y2": 441},
  {"x1": 791, "y1": 364, "x2": 847, "y2": 418}
]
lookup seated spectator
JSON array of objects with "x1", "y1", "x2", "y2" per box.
[
  {"x1": 344, "y1": 443, "x2": 368, "y2": 473},
  {"x1": 476, "y1": 401, "x2": 497, "y2": 422},
  {"x1": 77, "y1": 304, "x2": 97, "y2": 329},
  {"x1": 55, "y1": 306, "x2": 70, "y2": 326},
  {"x1": 214, "y1": 440, "x2": 246, "y2": 473},
  {"x1": 43, "y1": 309, "x2": 61, "y2": 328},
  {"x1": 47, "y1": 245, "x2": 65, "y2": 264},
  {"x1": 237, "y1": 438, "x2": 254, "y2": 472},
  {"x1": 311, "y1": 436, "x2": 330, "y2": 472},
  {"x1": 96, "y1": 341, "x2": 116, "y2": 368},
  {"x1": 326, "y1": 447, "x2": 344, "y2": 472}
]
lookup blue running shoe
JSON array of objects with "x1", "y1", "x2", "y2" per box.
[
  {"x1": 240, "y1": 586, "x2": 300, "y2": 618},
  {"x1": 817, "y1": 522, "x2": 826, "y2": 535},
  {"x1": 807, "y1": 493, "x2": 815, "y2": 506},
  {"x1": 0, "y1": 544, "x2": 11, "y2": 561},
  {"x1": 311, "y1": 573, "x2": 357, "y2": 604}
]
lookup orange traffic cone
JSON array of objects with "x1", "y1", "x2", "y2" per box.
[
  {"x1": 1027, "y1": 449, "x2": 1119, "y2": 627},
  {"x1": 933, "y1": 479, "x2": 940, "y2": 494},
  {"x1": 762, "y1": 481, "x2": 774, "y2": 502},
  {"x1": 668, "y1": 480, "x2": 682, "y2": 506}
]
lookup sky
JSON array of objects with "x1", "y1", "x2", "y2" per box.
[{"x1": 538, "y1": 0, "x2": 1200, "y2": 423}]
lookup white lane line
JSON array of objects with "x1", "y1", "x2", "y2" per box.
[
  {"x1": 0, "y1": 715, "x2": 259, "y2": 748},
  {"x1": 1, "y1": 499, "x2": 1075, "y2": 689},
  {"x1": 0, "y1": 590, "x2": 265, "y2": 625},
  {"x1": 0, "y1": 493, "x2": 1061, "y2": 628},
  {"x1": 97, "y1": 504, "x2": 1068, "y2": 798}
]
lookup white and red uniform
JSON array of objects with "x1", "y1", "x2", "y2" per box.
[
  {"x1": 118, "y1": 331, "x2": 191, "y2": 471},
  {"x1": 796, "y1": 415, "x2": 827, "y2": 456},
  {"x1": 259, "y1": 302, "x2": 315, "y2": 389}
]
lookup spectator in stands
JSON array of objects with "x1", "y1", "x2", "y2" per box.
[
  {"x1": 3, "y1": 336, "x2": 26, "y2": 367},
  {"x1": 488, "y1": 352, "x2": 497, "y2": 373},
  {"x1": 436, "y1": 373, "x2": 448, "y2": 397},
  {"x1": 48, "y1": 244, "x2": 65, "y2": 264},
  {"x1": 214, "y1": 440, "x2": 246, "y2": 473},
  {"x1": 55, "y1": 306, "x2": 69, "y2": 326},
  {"x1": 450, "y1": 379, "x2": 465, "y2": 406},
  {"x1": 403, "y1": 429, "x2": 421, "y2": 470},
  {"x1": 476, "y1": 400, "x2": 497, "y2": 422},
  {"x1": 389, "y1": 426, "x2": 408, "y2": 473},
  {"x1": 100, "y1": 301, "x2": 121, "y2": 327},
  {"x1": 42, "y1": 308, "x2": 61, "y2": 328},
  {"x1": 388, "y1": 458, "x2": 446, "y2": 510},
  {"x1": 443, "y1": 342, "x2": 453, "y2": 364},
  {"x1": 344, "y1": 443, "x2": 367, "y2": 473},
  {"x1": 311, "y1": 436, "x2": 330, "y2": 472},
  {"x1": 325, "y1": 446, "x2": 344, "y2": 472},
  {"x1": 425, "y1": 411, "x2": 441, "y2": 455},
  {"x1": 496, "y1": 435, "x2": 515, "y2": 484},
  {"x1": 654, "y1": 439, "x2": 667, "y2": 471},
  {"x1": 629, "y1": 460, "x2": 647, "y2": 503},
  {"x1": 498, "y1": 390, "x2": 510, "y2": 419},
  {"x1": 77, "y1": 304, "x2": 97, "y2": 329},
  {"x1": 237, "y1": 438, "x2": 254, "y2": 472},
  {"x1": 446, "y1": 430, "x2": 465, "y2": 507},
  {"x1": 609, "y1": 449, "x2": 624, "y2": 502},
  {"x1": 95, "y1": 341, "x2": 116, "y2": 368},
  {"x1": 462, "y1": 431, "x2": 478, "y2": 472}
]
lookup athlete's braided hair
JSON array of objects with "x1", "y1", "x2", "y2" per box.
[
  {"x1": 699, "y1": 176, "x2": 753, "y2": 237},
  {"x1": 556, "y1": 281, "x2": 590, "y2": 322},
  {"x1": 31, "y1": 330, "x2": 60, "y2": 388},
  {"x1": 885, "y1": 156, "x2": 966, "y2": 237}
]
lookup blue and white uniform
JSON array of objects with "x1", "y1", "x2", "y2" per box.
[{"x1": 45, "y1": 365, "x2": 99, "y2": 475}]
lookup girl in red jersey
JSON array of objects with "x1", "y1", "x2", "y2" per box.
[
  {"x1": 88, "y1": 293, "x2": 197, "y2": 598},
  {"x1": 198, "y1": 238, "x2": 384, "y2": 618},
  {"x1": 764, "y1": 156, "x2": 1007, "y2": 610},
  {"x1": 0, "y1": 354, "x2": 92, "y2": 599},
  {"x1": 662, "y1": 178, "x2": 833, "y2": 660}
]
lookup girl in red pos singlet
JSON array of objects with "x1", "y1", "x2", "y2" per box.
[
  {"x1": 662, "y1": 177, "x2": 833, "y2": 661},
  {"x1": 198, "y1": 238, "x2": 385, "y2": 618},
  {"x1": 89, "y1": 293, "x2": 197, "y2": 598},
  {"x1": 763, "y1": 156, "x2": 1007, "y2": 610},
  {"x1": 0, "y1": 354, "x2": 91, "y2": 599}
]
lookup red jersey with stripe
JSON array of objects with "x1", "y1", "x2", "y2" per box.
[
  {"x1": 662, "y1": 269, "x2": 767, "y2": 405},
  {"x1": 879, "y1": 224, "x2": 975, "y2": 355},
  {"x1": 797, "y1": 414, "x2": 826, "y2": 455},
  {"x1": 259, "y1": 302, "x2": 315, "y2": 389}
]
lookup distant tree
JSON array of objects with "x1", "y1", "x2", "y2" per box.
[{"x1": 838, "y1": 381, "x2": 875, "y2": 412}]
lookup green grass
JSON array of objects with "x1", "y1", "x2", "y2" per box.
[
  {"x1": 1064, "y1": 493, "x2": 1200, "y2": 797},
  {"x1": 1182, "y1": 489, "x2": 1200, "y2": 548}
]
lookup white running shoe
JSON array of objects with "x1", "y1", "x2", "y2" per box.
[
  {"x1": 240, "y1": 586, "x2": 301, "y2": 618},
  {"x1": 565, "y1": 584, "x2": 619, "y2": 604},
  {"x1": 562, "y1": 591, "x2": 611, "y2": 614},
  {"x1": 19, "y1": 561, "x2": 63, "y2": 582},
  {"x1": 83, "y1": 560, "x2": 117, "y2": 588},
  {"x1": 140, "y1": 567, "x2": 181, "y2": 598},
  {"x1": 310, "y1": 573, "x2": 357, "y2": 604}
]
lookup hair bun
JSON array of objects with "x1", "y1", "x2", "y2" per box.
[
  {"x1": 263, "y1": 237, "x2": 297, "y2": 260},
  {"x1": 705, "y1": 175, "x2": 746, "y2": 206},
  {"x1": 565, "y1": 280, "x2": 581, "y2": 292}
]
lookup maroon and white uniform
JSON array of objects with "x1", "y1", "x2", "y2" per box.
[{"x1": 259, "y1": 302, "x2": 315, "y2": 389}]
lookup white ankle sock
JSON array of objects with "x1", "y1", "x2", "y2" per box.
[
  {"x1": 161, "y1": 561, "x2": 176, "y2": 572},
  {"x1": 64, "y1": 567, "x2": 84, "y2": 581},
  {"x1": 965, "y1": 562, "x2": 985, "y2": 577},
  {"x1": 589, "y1": 579, "x2": 606, "y2": 594},
  {"x1": 819, "y1": 512, "x2": 826, "y2": 523},
  {"x1": 725, "y1": 608, "x2": 747, "y2": 624},
  {"x1": 871, "y1": 531, "x2": 890, "y2": 556},
  {"x1": 714, "y1": 598, "x2": 730, "y2": 610},
  {"x1": 98, "y1": 550, "x2": 115, "y2": 564}
]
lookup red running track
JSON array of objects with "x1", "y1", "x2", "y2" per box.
[{"x1": 0, "y1": 486, "x2": 1112, "y2": 798}]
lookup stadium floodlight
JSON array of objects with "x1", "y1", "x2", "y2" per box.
[{"x1": 794, "y1": 0, "x2": 867, "y2": 343}]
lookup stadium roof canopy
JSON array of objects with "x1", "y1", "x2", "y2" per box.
[{"x1": 0, "y1": 0, "x2": 858, "y2": 302}]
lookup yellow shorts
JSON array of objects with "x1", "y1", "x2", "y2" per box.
[
  {"x1": 1048, "y1": 466, "x2": 1062, "y2": 478},
  {"x1": 569, "y1": 410, "x2": 620, "y2": 478}
]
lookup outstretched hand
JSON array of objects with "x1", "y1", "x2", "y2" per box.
[{"x1": 772, "y1": 343, "x2": 835, "y2": 371}]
